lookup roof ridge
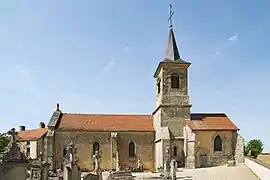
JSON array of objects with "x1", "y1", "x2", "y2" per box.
[
  {"x1": 18, "y1": 128, "x2": 48, "y2": 132},
  {"x1": 191, "y1": 113, "x2": 226, "y2": 115}
]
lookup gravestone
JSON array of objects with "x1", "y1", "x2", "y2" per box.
[
  {"x1": 136, "y1": 159, "x2": 143, "y2": 172},
  {"x1": 83, "y1": 173, "x2": 99, "y2": 180},
  {"x1": 93, "y1": 150, "x2": 102, "y2": 180},
  {"x1": 62, "y1": 143, "x2": 81, "y2": 180},
  {"x1": 0, "y1": 128, "x2": 29, "y2": 180},
  {"x1": 170, "y1": 159, "x2": 176, "y2": 180},
  {"x1": 29, "y1": 157, "x2": 50, "y2": 180},
  {"x1": 163, "y1": 147, "x2": 171, "y2": 179},
  {"x1": 106, "y1": 171, "x2": 134, "y2": 180}
]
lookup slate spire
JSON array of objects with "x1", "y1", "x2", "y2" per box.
[
  {"x1": 164, "y1": 4, "x2": 182, "y2": 61},
  {"x1": 165, "y1": 26, "x2": 180, "y2": 61}
]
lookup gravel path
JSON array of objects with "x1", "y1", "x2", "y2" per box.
[{"x1": 131, "y1": 164, "x2": 259, "y2": 180}]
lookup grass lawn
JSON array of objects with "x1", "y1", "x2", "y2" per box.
[{"x1": 257, "y1": 154, "x2": 270, "y2": 165}]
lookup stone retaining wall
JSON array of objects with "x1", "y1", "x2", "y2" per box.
[{"x1": 245, "y1": 156, "x2": 270, "y2": 180}]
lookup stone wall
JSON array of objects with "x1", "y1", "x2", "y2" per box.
[
  {"x1": 159, "y1": 107, "x2": 189, "y2": 138},
  {"x1": 234, "y1": 132, "x2": 244, "y2": 164},
  {"x1": 155, "y1": 140, "x2": 163, "y2": 169},
  {"x1": 0, "y1": 162, "x2": 28, "y2": 180},
  {"x1": 153, "y1": 61, "x2": 191, "y2": 139},
  {"x1": 55, "y1": 131, "x2": 155, "y2": 171},
  {"x1": 170, "y1": 139, "x2": 185, "y2": 166},
  {"x1": 245, "y1": 157, "x2": 270, "y2": 180},
  {"x1": 55, "y1": 131, "x2": 111, "y2": 171},
  {"x1": 195, "y1": 130, "x2": 234, "y2": 167},
  {"x1": 118, "y1": 132, "x2": 155, "y2": 170}
]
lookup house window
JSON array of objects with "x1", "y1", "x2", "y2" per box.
[
  {"x1": 171, "y1": 73, "x2": 179, "y2": 89},
  {"x1": 214, "y1": 135, "x2": 222, "y2": 151},
  {"x1": 129, "y1": 141, "x2": 135, "y2": 157},
  {"x1": 173, "y1": 146, "x2": 177, "y2": 156},
  {"x1": 63, "y1": 148, "x2": 67, "y2": 157},
  {"x1": 93, "y1": 142, "x2": 100, "y2": 155}
]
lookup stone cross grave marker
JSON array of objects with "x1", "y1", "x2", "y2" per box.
[
  {"x1": 164, "y1": 147, "x2": 171, "y2": 179},
  {"x1": 170, "y1": 159, "x2": 176, "y2": 180},
  {"x1": 63, "y1": 143, "x2": 81, "y2": 180},
  {"x1": 93, "y1": 150, "x2": 103, "y2": 180}
]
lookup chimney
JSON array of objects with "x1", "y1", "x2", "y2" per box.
[
  {"x1": 40, "y1": 122, "x2": 45, "y2": 128},
  {"x1": 19, "y1": 126, "x2": 26, "y2": 131}
]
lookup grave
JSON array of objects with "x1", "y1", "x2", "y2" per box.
[
  {"x1": 106, "y1": 170, "x2": 134, "y2": 180},
  {"x1": 93, "y1": 150, "x2": 103, "y2": 180},
  {"x1": 170, "y1": 159, "x2": 176, "y2": 180},
  {"x1": 0, "y1": 128, "x2": 29, "y2": 180},
  {"x1": 62, "y1": 143, "x2": 81, "y2": 180},
  {"x1": 163, "y1": 147, "x2": 171, "y2": 179},
  {"x1": 83, "y1": 173, "x2": 99, "y2": 180},
  {"x1": 29, "y1": 157, "x2": 50, "y2": 180}
]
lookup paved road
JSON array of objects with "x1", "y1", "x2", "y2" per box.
[{"x1": 131, "y1": 164, "x2": 259, "y2": 180}]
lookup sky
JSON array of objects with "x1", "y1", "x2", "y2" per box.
[{"x1": 0, "y1": 0, "x2": 269, "y2": 151}]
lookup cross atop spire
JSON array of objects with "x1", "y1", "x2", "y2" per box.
[
  {"x1": 168, "y1": 4, "x2": 174, "y2": 28},
  {"x1": 164, "y1": 4, "x2": 189, "y2": 63}
]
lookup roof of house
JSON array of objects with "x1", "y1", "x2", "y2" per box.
[
  {"x1": 16, "y1": 128, "x2": 48, "y2": 141},
  {"x1": 187, "y1": 113, "x2": 239, "y2": 131},
  {"x1": 57, "y1": 112, "x2": 239, "y2": 132}
]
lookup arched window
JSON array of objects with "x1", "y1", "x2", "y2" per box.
[
  {"x1": 129, "y1": 141, "x2": 135, "y2": 157},
  {"x1": 214, "y1": 135, "x2": 222, "y2": 151},
  {"x1": 173, "y1": 146, "x2": 177, "y2": 156},
  {"x1": 93, "y1": 142, "x2": 100, "y2": 155},
  {"x1": 171, "y1": 73, "x2": 180, "y2": 89}
]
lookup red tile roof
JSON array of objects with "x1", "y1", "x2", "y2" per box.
[
  {"x1": 57, "y1": 113, "x2": 239, "y2": 132},
  {"x1": 186, "y1": 113, "x2": 239, "y2": 131},
  {"x1": 17, "y1": 128, "x2": 48, "y2": 141},
  {"x1": 58, "y1": 113, "x2": 154, "y2": 131}
]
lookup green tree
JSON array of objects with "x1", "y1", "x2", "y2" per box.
[
  {"x1": 247, "y1": 139, "x2": 264, "y2": 158},
  {"x1": 0, "y1": 133, "x2": 10, "y2": 152},
  {"x1": 244, "y1": 143, "x2": 249, "y2": 156}
]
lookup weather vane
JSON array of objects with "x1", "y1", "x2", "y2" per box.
[{"x1": 168, "y1": 4, "x2": 174, "y2": 27}]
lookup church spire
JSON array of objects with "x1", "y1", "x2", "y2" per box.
[{"x1": 164, "y1": 4, "x2": 181, "y2": 61}]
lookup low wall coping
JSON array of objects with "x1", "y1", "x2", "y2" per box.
[{"x1": 245, "y1": 156, "x2": 270, "y2": 169}]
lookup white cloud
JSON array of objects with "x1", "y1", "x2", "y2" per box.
[
  {"x1": 104, "y1": 58, "x2": 115, "y2": 70},
  {"x1": 101, "y1": 45, "x2": 129, "y2": 72},
  {"x1": 228, "y1": 34, "x2": 239, "y2": 41}
]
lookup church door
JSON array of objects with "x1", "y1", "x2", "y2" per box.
[{"x1": 199, "y1": 155, "x2": 207, "y2": 167}]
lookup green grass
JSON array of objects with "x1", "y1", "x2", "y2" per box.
[{"x1": 257, "y1": 154, "x2": 270, "y2": 165}]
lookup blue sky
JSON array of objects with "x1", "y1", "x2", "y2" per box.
[{"x1": 0, "y1": 0, "x2": 269, "y2": 151}]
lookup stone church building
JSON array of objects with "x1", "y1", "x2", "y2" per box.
[{"x1": 17, "y1": 17, "x2": 244, "y2": 172}]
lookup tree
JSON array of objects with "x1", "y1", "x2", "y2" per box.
[
  {"x1": 247, "y1": 139, "x2": 264, "y2": 158},
  {"x1": 0, "y1": 133, "x2": 10, "y2": 152},
  {"x1": 244, "y1": 143, "x2": 249, "y2": 156}
]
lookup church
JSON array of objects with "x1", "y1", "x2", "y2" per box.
[{"x1": 16, "y1": 7, "x2": 244, "y2": 172}]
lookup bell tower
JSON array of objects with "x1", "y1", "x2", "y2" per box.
[{"x1": 153, "y1": 4, "x2": 192, "y2": 169}]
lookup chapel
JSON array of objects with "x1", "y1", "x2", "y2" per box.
[{"x1": 16, "y1": 6, "x2": 245, "y2": 172}]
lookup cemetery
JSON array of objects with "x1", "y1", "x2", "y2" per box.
[{"x1": 0, "y1": 129, "x2": 185, "y2": 180}]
